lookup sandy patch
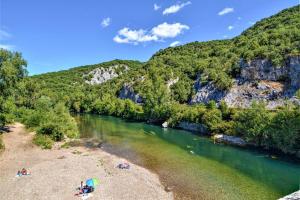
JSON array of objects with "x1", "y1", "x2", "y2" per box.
[{"x1": 0, "y1": 123, "x2": 173, "y2": 200}]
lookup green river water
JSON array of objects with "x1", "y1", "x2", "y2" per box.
[{"x1": 75, "y1": 114, "x2": 300, "y2": 200}]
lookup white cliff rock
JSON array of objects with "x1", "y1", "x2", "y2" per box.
[{"x1": 84, "y1": 64, "x2": 129, "y2": 85}]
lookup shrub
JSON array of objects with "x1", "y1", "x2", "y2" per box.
[
  {"x1": 201, "y1": 108, "x2": 222, "y2": 132},
  {"x1": 33, "y1": 134, "x2": 53, "y2": 149},
  {"x1": 37, "y1": 123, "x2": 64, "y2": 141},
  {"x1": 267, "y1": 106, "x2": 300, "y2": 154},
  {"x1": 234, "y1": 102, "x2": 272, "y2": 145}
]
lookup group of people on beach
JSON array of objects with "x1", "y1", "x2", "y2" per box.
[{"x1": 16, "y1": 168, "x2": 30, "y2": 177}]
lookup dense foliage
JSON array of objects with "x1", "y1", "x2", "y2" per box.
[
  {"x1": 0, "y1": 49, "x2": 79, "y2": 149},
  {"x1": 235, "y1": 102, "x2": 300, "y2": 155}
]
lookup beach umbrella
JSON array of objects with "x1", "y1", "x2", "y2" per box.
[{"x1": 86, "y1": 178, "x2": 99, "y2": 187}]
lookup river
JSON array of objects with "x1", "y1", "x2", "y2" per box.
[{"x1": 75, "y1": 114, "x2": 300, "y2": 200}]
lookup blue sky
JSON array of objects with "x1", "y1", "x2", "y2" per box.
[{"x1": 0, "y1": 0, "x2": 298, "y2": 75}]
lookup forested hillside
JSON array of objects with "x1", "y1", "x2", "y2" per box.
[{"x1": 1, "y1": 5, "x2": 299, "y2": 157}]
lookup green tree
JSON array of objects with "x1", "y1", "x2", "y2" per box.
[
  {"x1": 268, "y1": 106, "x2": 300, "y2": 154},
  {"x1": 235, "y1": 102, "x2": 271, "y2": 145}
]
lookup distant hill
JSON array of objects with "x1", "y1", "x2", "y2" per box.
[{"x1": 32, "y1": 5, "x2": 300, "y2": 109}]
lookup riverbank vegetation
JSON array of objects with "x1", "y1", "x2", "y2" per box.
[
  {"x1": 0, "y1": 49, "x2": 78, "y2": 149},
  {"x1": 0, "y1": 6, "x2": 299, "y2": 156}
]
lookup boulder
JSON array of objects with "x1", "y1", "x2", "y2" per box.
[
  {"x1": 162, "y1": 121, "x2": 168, "y2": 128},
  {"x1": 177, "y1": 121, "x2": 208, "y2": 134},
  {"x1": 213, "y1": 134, "x2": 246, "y2": 146}
]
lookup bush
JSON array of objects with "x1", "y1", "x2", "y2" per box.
[
  {"x1": 33, "y1": 134, "x2": 53, "y2": 149},
  {"x1": 202, "y1": 108, "x2": 222, "y2": 132},
  {"x1": 37, "y1": 123, "x2": 64, "y2": 141},
  {"x1": 267, "y1": 106, "x2": 300, "y2": 154}
]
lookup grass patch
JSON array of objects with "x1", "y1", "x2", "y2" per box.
[{"x1": 33, "y1": 134, "x2": 54, "y2": 149}]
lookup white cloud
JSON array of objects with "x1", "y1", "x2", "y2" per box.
[
  {"x1": 0, "y1": 29, "x2": 11, "y2": 40},
  {"x1": 0, "y1": 44, "x2": 14, "y2": 50},
  {"x1": 163, "y1": 1, "x2": 191, "y2": 15},
  {"x1": 113, "y1": 28, "x2": 158, "y2": 45},
  {"x1": 154, "y1": 3, "x2": 161, "y2": 11},
  {"x1": 228, "y1": 25, "x2": 234, "y2": 30},
  {"x1": 114, "y1": 22, "x2": 189, "y2": 45},
  {"x1": 218, "y1": 7, "x2": 234, "y2": 16},
  {"x1": 101, "y1": 17, "x2": 111, "y2": 28},
  {"x1": 170, "y1": 41, "x2": 180, "y2": 47},
  {"x1": 152, "y1": 22, "x2": 189, "y2": 38}
]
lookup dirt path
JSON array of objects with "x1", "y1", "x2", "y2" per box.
[{"x1": 0, "y1": 123, "x2": 173, "y2": 200}]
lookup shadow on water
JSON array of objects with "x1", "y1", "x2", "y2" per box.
[{"x1": 74, "y1": 114, "x2": 300, "y2": 200}]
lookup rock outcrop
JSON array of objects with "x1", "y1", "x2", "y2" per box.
[
  {"x1": 84, "y1": 64, "x2": 129, "y2": 85},
  {"x1": 190, "y1": 81, "x2": 226, "y2": 104},
  {"x1": 177, "y1": 121, "x2": 208, "y2": 134},
  {"x1": 167, "y1": 77, "x2": 179, "y2": 91},
  {"x1": 224, "y1": 80, "x2": 287, "y2": 109},
  {"x1": 191, "y1": 56, "x2": 300, "y2": 108},
  {"x1": 213, "y1": 134, "x2": 246, "y2": 146},
  {"x1": 288, "y1": 55, "x2": 300, "y2": 90},
  {"x1": 162, "y1": 121, "x2": 168, "y2": 128},
  {"x1": 279, "y1": 190, "x2": 300, "y2": 200},
  {"x1": 118, "y1": 83, "x2": 143, "y2": 104},
  {"x1": 240, "y1": 59, "x2": 287, "y2": 81}
]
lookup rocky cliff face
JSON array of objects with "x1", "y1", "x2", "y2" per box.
[
  {"x1": 190, "y1": 81, "x2": 226, "y2": 104},
  {"x1": 288, "y1": 55, "x2": 300, "y2": 90},
  {"x1": 84, "y1": 64, "x2": 129, "y2": 85},
  {"x1": 191, "y1": 56, "x2": 300, "y2": 108},
  {"x1": 240, "y1": 59, "x2": 287, "y2": 81},
  {"x1": 118, "y1": 83, "x2": 143, "y2": 104}
]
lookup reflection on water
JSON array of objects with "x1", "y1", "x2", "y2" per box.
[{"x1": 75, "y1": 114, "x2": 300, "y2": 200}]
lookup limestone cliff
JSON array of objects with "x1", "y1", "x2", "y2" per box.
[
  {"x1": 191, "y1": 56, "x2": 300, "y2": 108},
  {"x1": 118, "y1": 83, "x2": 143, "y2": 104},
  {"x1": 84, "y1": 64, "x2": 129, "y2": 85}
]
